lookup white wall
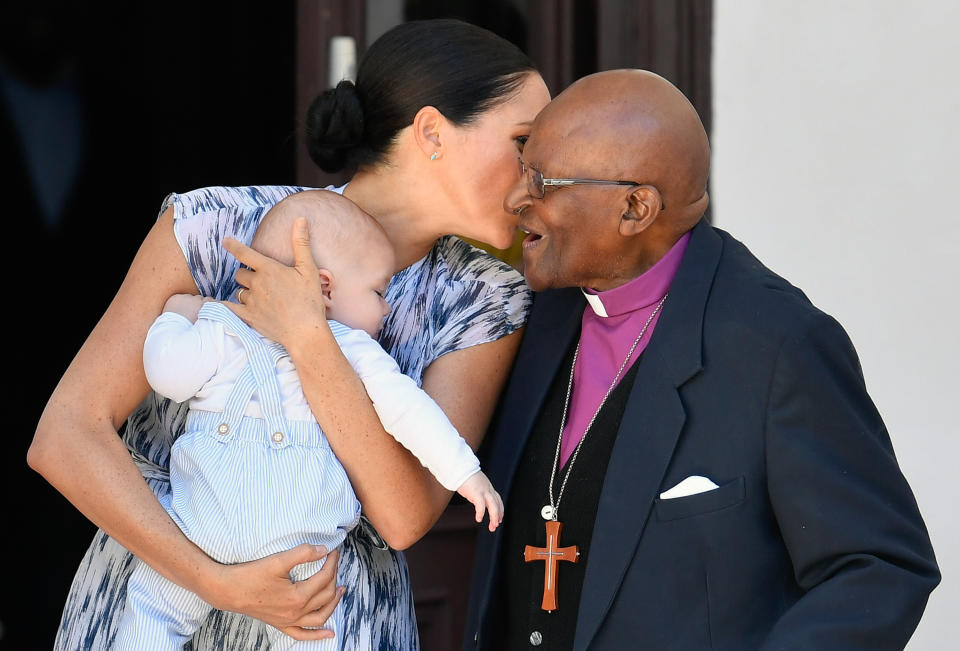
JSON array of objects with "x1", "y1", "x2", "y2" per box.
[{"x1": 713, "y1": 2, "x2": 958, "y2": 648}]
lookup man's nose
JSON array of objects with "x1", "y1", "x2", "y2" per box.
[{"x1": 504, "y1": 174, "x2": 531, "y2": 217}]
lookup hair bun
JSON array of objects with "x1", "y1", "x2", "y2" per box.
[{"x1": 305, "y1": 80, "x2": 366, "y2": 173}]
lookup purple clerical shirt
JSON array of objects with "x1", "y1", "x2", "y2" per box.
[{"x1": 559, "y1": 232, "x2": 691, "y2": 468}]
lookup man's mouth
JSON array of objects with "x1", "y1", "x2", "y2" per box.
[{"x1": 519, "y1": 224, "x2": 544, "y2": 249}]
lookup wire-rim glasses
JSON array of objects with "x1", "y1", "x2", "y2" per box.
[{"x1": 520, "y1": 158, "x2": 658, "y2": 205}]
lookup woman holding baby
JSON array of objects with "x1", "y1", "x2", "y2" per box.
[{"x1": 29, "y1": 18, "x2": 549, "y2": 650}]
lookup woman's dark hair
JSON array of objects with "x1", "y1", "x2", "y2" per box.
[{"x1": 305, "y1": 19, "x2": 537, "y2": 173}]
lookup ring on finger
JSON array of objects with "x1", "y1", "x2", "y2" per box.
[{"x1": 237, "y1": 288, "x2": 246, "y2": 303}]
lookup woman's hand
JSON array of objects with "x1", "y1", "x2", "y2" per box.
[
  {"x1": 223, "y1": 218, "x2": 329, "y2": 348},
  {"x1": 211, "y1": 545, "x2": 345, "y2": 641}
]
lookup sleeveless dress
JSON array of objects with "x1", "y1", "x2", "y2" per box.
[{"x1": 54, "y1": 185, "x2": 532, "y2": 650}]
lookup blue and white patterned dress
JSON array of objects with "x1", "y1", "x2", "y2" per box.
[{"x1": 54, "y1": 185, "x2": 532, "y2": 650}]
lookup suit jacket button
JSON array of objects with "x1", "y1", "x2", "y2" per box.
[{"x1": 529, "y1": 631, "x2": 543, "y2": 646}]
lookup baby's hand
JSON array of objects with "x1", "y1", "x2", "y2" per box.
[
  {"x1": 458, "y1": 471, "x2": 504, "y2": 532},
  {"x1": 163, "y1": 294, "x2": 215, "y2": 323}
]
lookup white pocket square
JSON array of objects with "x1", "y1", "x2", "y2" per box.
[{"x1": 659, "y1": 475, "x2": 720, "y2": 500}]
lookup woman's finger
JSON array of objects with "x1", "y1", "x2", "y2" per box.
[
  {"x1": 278, "y1": 623, "x2": 336, "y2": 642},
  {"x1": 293, "y1": 593, "x2": 346, "y2": 628},
  {"x1": 223, "y1": 236, "x2": 276, "y2": 271},
  {"x1": 300, "y1": 585, "x2": 346, "y2": 628},
  {"x1": 221, "y1": 299, "x2": 250, "y2": 324},
  {"x1": 291, "y1": 218, "x2": 319, "y2": 274},
  {"x1": 234, "y1": 267, "x2": 256, "y2": 290},
  {"x1": 277, "y1": 543, "x2": 330, "y2": 571},
  {"x1": 300, "y1": 547, "x2": 341, "y2": 612}
]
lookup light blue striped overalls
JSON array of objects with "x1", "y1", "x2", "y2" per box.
[{"x1": 115, "y1": 302, "x2": 361, "y2": 650}]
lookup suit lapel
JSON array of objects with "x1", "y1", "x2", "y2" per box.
[
  {"x1": 574, "y1": 221, "x2": 723, "y2": 651},
  {"x1": 476, "y1": 286, "x2": 584, "y2": 626},
  {"x1": 488, "y1": 286, "x2": 585, "y2": 499}
]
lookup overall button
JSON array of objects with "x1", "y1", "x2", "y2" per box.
[
  {"x1": 529, "y1": 630, "x2": 542, "y2": 646},
  {"x1": 272, "y1": 431, "x2": 284, "y2": 443},
  {"x1": 217, "y1": 423, "x2": 229, "y2": 435}
]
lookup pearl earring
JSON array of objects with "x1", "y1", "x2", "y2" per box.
[{"x1": 430, "y1": 152, "x2": 438, "y2": 161}]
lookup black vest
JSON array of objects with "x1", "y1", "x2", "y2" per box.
[{"x1": 488, "y1": 341, "x2": 643, "y2": 650}]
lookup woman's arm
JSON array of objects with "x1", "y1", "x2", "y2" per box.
[
  {"x1": 28, "y1": 208, "x2": 342, "y2": 640},
  {"x1": 291, "y1": 325, "x2": 521, "y2": 549},
  {"x1": 225, "y1": 220, "x2": 523, "y2": 549}
]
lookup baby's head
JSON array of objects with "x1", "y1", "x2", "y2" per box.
[{"x1": 252, "y1": 190, "x2": 395, "y2": 337}]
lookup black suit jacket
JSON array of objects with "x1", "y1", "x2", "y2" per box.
[{"x1": 464, "y1": 220, "x2": 939, "y2": 650}]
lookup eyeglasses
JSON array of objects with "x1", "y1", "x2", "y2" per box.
[{"x1": 519, "y1": 158, "x2": 661, "y2": 207}]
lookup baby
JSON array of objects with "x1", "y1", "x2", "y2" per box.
[{"x1": 114, "y1": 190, "x2": 502, "y2": 650}]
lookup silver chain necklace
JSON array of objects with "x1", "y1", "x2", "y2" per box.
[{"x1": 541, "y1": 292, "x2": 668, "y2": 521}]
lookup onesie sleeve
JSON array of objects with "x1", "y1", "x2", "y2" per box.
[
  {"x1": 331, "y1": 321, "x2": 481, "y2": 491},
  {"x1": 143, "y1": 312, "x2": 223, "y2": 403}
]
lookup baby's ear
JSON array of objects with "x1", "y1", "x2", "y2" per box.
[{"x1": 318, "y1": 269, "x2": 335, "y2": 307}]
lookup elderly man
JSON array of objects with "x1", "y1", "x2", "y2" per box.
[{"x1": 463, "y1": 70, "x2": 939, "y2": 650}]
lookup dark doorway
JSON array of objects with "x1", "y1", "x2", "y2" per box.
[{"x1": 1, "y1": 1, "x2": 295, "y2": 647}]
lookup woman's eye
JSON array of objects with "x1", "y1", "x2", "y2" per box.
[{"x1": 514, "y1": 135, "x2": 529, "y2": 151}]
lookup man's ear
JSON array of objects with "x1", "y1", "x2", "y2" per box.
[
  {"x1": 411, "y1": 105, "x2": 445, "y2": 160},
  {"x1": 318, "y1": 268, "x2": 334, "y2": 309},
  {"x1": 619, "y1": 185, "x2": 663, "y2": 236}
]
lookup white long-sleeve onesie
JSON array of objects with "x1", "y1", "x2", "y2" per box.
[{"x1": 144, "y1": 308, "x2": 480, "y2": 491}]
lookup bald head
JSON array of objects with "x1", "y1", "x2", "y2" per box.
[
  {"x1": 253, "y1": 190, "x2": 390, "y2": 271},
  {"x1": 507, "y1": 69, "x2": 713, "y2": 291},
  {"x1": 538, "y1": 69, "x2": 710, "y2": 228}
]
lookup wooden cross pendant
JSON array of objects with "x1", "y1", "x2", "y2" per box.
[{"x1": 524, "y1": 520, "x2": 580, "y2": 611}]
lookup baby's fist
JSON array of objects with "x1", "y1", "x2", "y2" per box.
[
  {"x1": 458, "y1": 471, "x2": 504, "y2": 532},
  {"x1": 163, "y1": 294, "x2": 214, "y2": 322}
]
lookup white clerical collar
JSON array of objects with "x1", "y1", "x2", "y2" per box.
[{"x1": 581, "y1": 289, "x2": 609, "y2": 318}]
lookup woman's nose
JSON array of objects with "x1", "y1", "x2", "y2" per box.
[{"x1": 504, "y1": 174, "x2": 531, "y2": 217}]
